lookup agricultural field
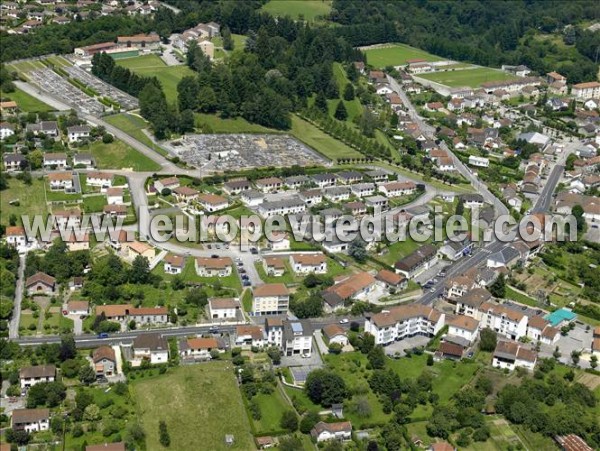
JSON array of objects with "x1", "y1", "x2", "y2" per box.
[
  {"x1": 363, "y1": 43, "x2": 444, "y2": 68},
  {"x1": 132, "y1": 363, "x2": 255, "y2": 450},
  {"x1": 418, "y1": 67, "x2": 519, "y2": 88},
  {"x1": 261, "y1": 0, "x2": 332, "y2": 22},
  {"x1": 1, "y1": 87, "x2": 53, "y2": 112},
  {"x1": 116, "y1": 54, "x2": 195, "y2": 103},
  {"x1": 84, "y1": 139, "x2": 160, "y2": 172}
]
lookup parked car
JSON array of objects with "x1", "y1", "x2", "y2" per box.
[{"x1": 339, "y1": 318, "x2": 349, "y2": 324}]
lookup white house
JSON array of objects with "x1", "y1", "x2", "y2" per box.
[
  {"x1": 283, "y1": 321, "x2": 313, "y2": 356},
  {"x1": 311, "y1": 422, "x2": 352, "y2": 443},
  {"x1": 163, "y1": 254, "x2": 184, "y2": 274},
  {"x1": 132, "y1": 333, "x2": 169, "y2": 365},
  {"x1": 492, "y1": 340, "x2": 537, "y2": 371},
  {"x1": 129, "y1": 307, "x2": 169, "y2": 325},
  {"x1": 445, "y1": 314, "x2": 480, "y2": 344},
  {"x1": 11, "y1": 409, "x2": 50, "y2": 433},
  {"x1": 19, "y1": 365, "x2": 56, "y2": 389},
  {"x1": 65, "y1": 300, "x2": 89, "y2": 316},
  {"x1": 0, "y1": 122, "x2": 16, "y2": 140},
  {"x1": 67, "y1": 125, "x2": 91, "y2": 143},
  {"x1": 572, "y1": 81, "x2": 600, "y2": 100},
  {"x1": 322, "y1": 324, "x2": 349, "y2": 346},
  {"x1": 208, "y1": 297, "x2": 240, "y2": 319},
  {"x1": 364, "y1": 304, "x2": 445, "y2": 345},
  {"x1": 87, "y1": 171, "x2": 113, "y2": 190},
  {"x1": 268, "y1": 232, "x2": 290, "y2": 251},
  {"x1": 5, "y1": 226, "x2": 29, "y2": 249},
  {"x1": 106, "y1": 187, "x2": 124, "y2": 205},
  {"x1": 479, "y1": 302, "x2": 528, "y2": 340},
  {"x1": 198, "y1": 193, "x2": 229, "y2": 212},
  {"x1": 258, "y1": 198, "x2": 306, "y2": 218},
  {"x1": 468, "y1": 155, "x2": 490, "y2": 168},
  {"x1": 195, "y1": 257, "x2": 233, "y2": 277},
  {"x1": 48, "y1": 172, "x2": 74, "y2": 191},
  {"x1": 179, "y1": 337, "x2": 221, "y2": 361},
  {"x1": 378, "y1": 181, "x2": 417, "y2": 197},
  {"x1": 289, "y1": 253, "x2": 327, "y2": 274},
  {"x1": 264, "y1": 317, "x2": 284, "y2": 347},
  {"x1": 154, "y1": 177, "x2": 180, "y2": 193},
  {"x1": 350, "y1": 183, "x2": 376, "y2": 198},
  {"x1": 43, "y1": 152, "x2": 67, "y2": 169},
  {"x1": 3, "y1": 153, "x2": 26, "y2": 171},
  {"x1": 526, "y1": 316, "x2": 560, "y2": 345},
  {"x1": 235, "y1": 325, "x2": 265, "y2": 348}
]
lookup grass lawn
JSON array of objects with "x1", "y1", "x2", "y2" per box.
[
  {"x1": 1, "y1": 177, "x2": 48, "y2": 227},
  {"x1": 84, "y1": 139, "x2": 160, "y2": 171},
  {"x1": 1, "y1": 87, "x2": 53, "y2": 112},
  {"x1": 464, "y1": 416, "x2": 526, "y2": 451},
  {"x1": 19, "y1": 312, "x2": 38, "y2": 335},
  {"x1": 505, "y1": 286, "x2": 538, "y2": 306},
  {"x1": 132, "y1": 363, "x2": 255, "y2": 450},
  {"x1": 103, "y1": 113, "x2": 157, "y2": 149},
  {"x1": 364, "y1": 43, "x2": 444, "y2": 68},
  {"x1": 375, "y1": 239, "x2": 422, "y2": 266},
  {"x1": 254, "y1": 261, "x2": 298, "y2": 285},
  {"x1": 261, "y1": 0, "x2": 332, "y2": 21},
  {"x1": 419, "y1": 67, "x2": 519, "y2": 88},
  {"x1": 82, "y1": 195, "x2": 107, "y2": 213},
  {"x1": 117, "y1": 54, "x2": 195, "y2": 103},
  {"x1": 290, "y1": 115, "x2": 363, "y2": 161},
  {"x1": 195, "y1": 113, "x2": 280, "y2": 134},
  {"x1": 330, "y1": 62, "x2": 363, "y2": 121},
  {"x1": 251, "y1": 387, "x2": 293, "y2": 434},
  {"x1": 45, "y1": 55, "x2": 72, "y2": 68}
]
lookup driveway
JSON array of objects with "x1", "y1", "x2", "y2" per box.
[
  {"x1": 9, "y1": 255, "x2": 25, "y2": 339},
  {"x1": 383, "y1": 335, "x2": 430, "y2": 357}
]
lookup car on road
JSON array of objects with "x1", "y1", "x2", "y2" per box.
[
  {"x1": 243, "y1": 280, "x2": 251, "y2": 286},
  {"x1": 98, "y1": 333, "x2": 109, "y2": 339},
  {"x1": 339, "y1": 318, "x2": 349, "y2": 324},
  {"x1": 239, "y1": 268, "x2": 246, "y2": 274},
  {"x1": 250, "y1": 247, "x2": 258, "y2": 254},
  {"x1": 211, "y1": 254, "x2": 219, "y2": 258},
  {"x1": 209, "y1": 326, "x2": 219, "y2": 333}
]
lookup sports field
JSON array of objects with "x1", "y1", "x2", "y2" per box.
[
  {"x1": 418, "y1": 67, "x2": 519, "y2": 88},
  {"x1": 363, "y1": 43, "x2": 444, "y2": 68},
  {"x1": 132, "y1": 363, "x2": 254, "y2": 450},
  {"x1": 261, "y1": 0, "x2": 332, "y2": 21},
  {"x1": 116, "y1": 54, "x2": 195, "y2": 103}
]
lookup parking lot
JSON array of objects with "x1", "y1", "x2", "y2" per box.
[
  {"x1": 165, "y1": 134, "x2": 329, "y2": 171},
  {"x1": 539, "y1": 322, "x2": 594, "y2": 368},
  {"x1": 65, "y1": 65, "x2": 139, "y2": 110},
  {"x1": 383, "y1": 335, "x2": 430, "y2": 357},
  {"x1": 29, "y1": 68, "x2": 105, "y2": 115}
]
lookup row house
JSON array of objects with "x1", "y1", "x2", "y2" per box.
[
  {"x1": 241, "y1": 189, "x2": 264, "y2": 207},
  {"x1": 345, "y1": 201, "x2": 367, "y2": 216},
  {"x1": 284, "y1": 175, "x2": 310, "y2": 189},
  {"x1": 289, "y1": 253, "x2": 327, "y2": 274},
  {"x1": 572, "y1": 81, "x2": 600, "y2": 100},
  {"x1": 195, "y1": 256, "x2": 233, "y2": 277},
  {"x1": 263, "y1": 256, "x2": 286, "y2": 277},
  {"x1": 107, "y1": 187, "x2": 124, "y2": 205},
  {"x1": 255, "y1": 177, "x2": 284, "y2": 193},
  {"x1": 336, "y1": 171, "x2": 363, "y2": 185},
  {"x1": 492, "y1": 340, "x2": 537, "y2": 371},
  {"x1": 311, "y1": 173, "x2": 336, "y2": 188},
  {"x1": 323, "y1": 186, "x2": 351, "y2": 202},
  {"x1": 394, "y1": 244, "x2": 438, "y2": 279},
  {"x1": 223, "y1": 179, "x2": 251, "y2": 195},
  {"x1": 350, "y1": 183, "x2": 375, "y2": 198},
  {"x1": 299, "y1": 189, "x2": 323, "y2": 205},
  {"x1": 258, "y1": 198, "x2": 306, "y2": 218},
  {"x1": 364, "y1": 304, "x2": 445, "y2": 346},
  {"x1": 378, "y1": 181, "x2": 416, "y2": 197}
]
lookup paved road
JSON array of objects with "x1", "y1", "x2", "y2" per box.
[
  {"x1": 387, "y1": 75, "x2": 509, "y2": 218},
  {"x1": 8, "y1": 255, "x2": 26, "y2": 339}
]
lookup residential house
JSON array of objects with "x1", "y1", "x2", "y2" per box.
[
  {"x1": 364, "y1": 304, "x2": 445, "y2": 345},
  {"x1": 223, "y1": 179, "x2": 251, "y2": 195},
  {"x1": 480, "y1": 302, "x2": 528, "y2": 340},
  {"x1": 572, "y1": 81, "x2": 600, "y2": 100},
  {"x1": 268, "y1": 231, "x2": 290, "y2": 251},
  {"x1": 323, "y1": 186, "x2": 351, "y2": 202},
  {"x1": 461, "y1": 193, "x2": 485, "y2": 209},
  {"x1": 195, "y1": 256, "x2": 233, "y2": 277},
  {"x1": 43, "y1": 152, "x2": 67, "y2": 169},
  {"x1": 454, "y1": 288, "x2": 492, "y2": 317},
  {"x1": 468, "y1": 155, "x2": 490, "y2": 167},
  {"x1": 311, "y1": 421, "x2": 352, "y2": 443},
  {"x1": 322, "y1": 272, "x2": 377, "y2": 312},
  {"x1": 526, "y1": 316, "x2": 560, "y2": 345},
  {"x1": 336, "y1": 171, "x2": 363, "y2": 185},
  {"x1": 350, "y1": 183, "x2": 376, "y2": 198},
  {"x1": 394, "y1": 244, "x2": 438, "y2": 279},
  {"x1": 25, "y1": 272, "x2": 56, "y2": 295},
  {"x1": 322, "y1": 324, "x2": 349, "y2": 346},
  {"x1": 116, "y1": 32, "x2": 160, "y2": 50},
  {"x1": 258, "y1": 198, "x2": 306, "y2": 218},
  {"x1": 198, "y1": 193, "x2": 229, "y2": 212},
  {"x1": 445, "y1": 314, "x2": 480, "y2": 344},
  {"x1": 53, "y1": 209, "x2": 82, "y2": 229},
  {"x1": 106, "y1": 188, "x2": 124, "y2": 205},
  {"x1": 20, "y1": 365, "x2": 56, "y2": 389},
  {"x1": 132, "y1": 333, "x2": 169, "y2": 365},
  {"x1": 263, "y1": 256, "x2": 286, "y2": 277},
  {"x1": 65, "y1": 300, "x2": 89, "y2": 316},
  {"x1": 67, "y1": 125, "x2": 91, "y2": 143},
  {"x1": 130, "y1": 307, "x2": 168, "y2": 325},
  {"x1": 11, "y1": 409, "x2": 50, "y2": 432},
  {"x1": 0, "y1": 122, "x2": 15, "y2": 140},
  {"x1": 492, "y1": 340, "x2": 536, "y2": 371},
  {"x1": 345, "y1": 201, "x2": 367, "y2": 216},
  {"x1": 208, "y1": 298, "x2": 240, "y2": 319},
  {"x1": 64, "y1": 232, "x2": 90, "y2": 252},
  {"x1": 5, "y1": 226, "x2": 29, "y2": 249},
  {"x1": 264, "y1": 317, "x2": 284, "y2": 347},
  {"x1": 3, "y1": 153, "x2": 26, "y2": 171},
  {"x1": 173, "y1": 186, "x2": 200, "y2": 203},
  {"x1": 486, "y1": 246, "x2": 521, "y2": 269},
  {"x1": 444, "y1": 276, "x2": 477, "y2": 302},
  {"x1": 163, "y1": 254, "x2": 184, "y2": 274},
  {"x1": 125, "y1": 241, "x2": 156, "y2": 261},
  {"x1": 290, "y1": 253, "x2": 327, "y2": 274},
  {"x1": 240, "y1": 189, "x2": 264, "y2": 206},
  {"x1": 284, "y1": 175, "x2": 310, "y2": 189},
  {"x1": 48, "y1": 172, "x2": 74, "y2": 192},
  {"x1": 375, "y1": 269, "x2": 408, "y2": 291},
  {"x1": 252, "y1": 283, "x2": 290, "y2": 315},
  {"x1": 255, "y1": 177, "x2": 283, "y2": 193},
  {"x1": 95, "y1": 304, "x2": 133, "y2": 322},
  {"x1": 311, "y1": 173, "x2": 336, "y2": 188},
  {"x1": 379, "y1": 181, "x2": 417, "y2": 197},
  {"x1": 92, "y1": 346, "x2": 116, "y2": 377},
  {"x1": 154, "y1": 177, "x2": 180, "y2": 193},
  {"x1": 365, "y1": 195, "x2": 389, "y2": 209},
  {"x1": 366, "y1": 169, "x2": 389, "y2": 182},
  {"x1": 438, "y1": 239, "x2": 474, "y2": 261},
  {"x1": 235, "y1": 325, "x2": 265, "y2": 347},
  {"x1": 27, "y1": 121, "x2": 59, "y2": 138},
  {"x1": 283, "y1": 321, "x2": 312, "y2": 356},
  {"x1": 179, "y1": 337, "x2": 220, "y2": 361}
]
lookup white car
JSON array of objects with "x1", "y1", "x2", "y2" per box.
[{"x1": 339, "y1": 318, "x2": 349, "y2": 324}]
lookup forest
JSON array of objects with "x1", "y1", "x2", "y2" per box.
[{"x1": 331, "y1": 0, "x2": 600, "y2": 84}]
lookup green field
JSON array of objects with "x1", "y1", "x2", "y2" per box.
[
  {"x1": 291, "y1": 115, "x2": 363, "y2": 160},
  {"x1": 363, "y1": 43, "x2": 444, "y2": 68},
  {"x1": 261, "y1": 0, "x2": 332, "y2": 21},
  {"x1": 251, "y1": 388, "x2": 293, "y2": 434},
  {"x1": 0, "y1": 177, "x2": 48, "y2": 227},
  {"x1": 132, "y1": 363, "x2": 254, "y2": 450},
  {"x1": 419, "y1": 67, "x2": 519, "y2": 88},
  {"x1": 1, "y1": 87, "x2": 53, "y2": 112},
  {"x1": 328, "y1": 62, "x2": 363, "y2": 121},
  {"x1": 85, "y1": 139, "x2": 160, "y2": 171},
  {"x1": 116, "y1": 54, "x2": 195, "y2": 103},
  {"x1": 195, "y1": 113, "x2": 279, "y2": 134},
  {"x1": 103, "y1": 113, "x2": 160, "y2": 150}
]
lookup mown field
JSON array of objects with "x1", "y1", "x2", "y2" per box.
[
  {"x1": 418, "y1": 67, "x2": 518, "y2": 88},
  {"x1": 261, "y1": 0, "x2": 332, "y2": 21},
  {"x1": 1, "y1": 87, "x2": 53, "y2": 112},
  {"x1": 116, "y1": 54, "x2": 195, "y2": 103},
  {"x1": 132, "y1": 363, "x2": 255, "y2": 450},
  {"x1": 85, "y1": 139, "x2": 160, "y2": 171},
  {"x1": 363, "y1": 43, "x2": 444, "y2": 68},
  {"x1": 291, "y1": 115, "x2": 363, "y2": 160}
]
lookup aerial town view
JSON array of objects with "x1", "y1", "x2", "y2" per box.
[{"x1": 1, "y1": 0, "x2": 600, "y2": 450}]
